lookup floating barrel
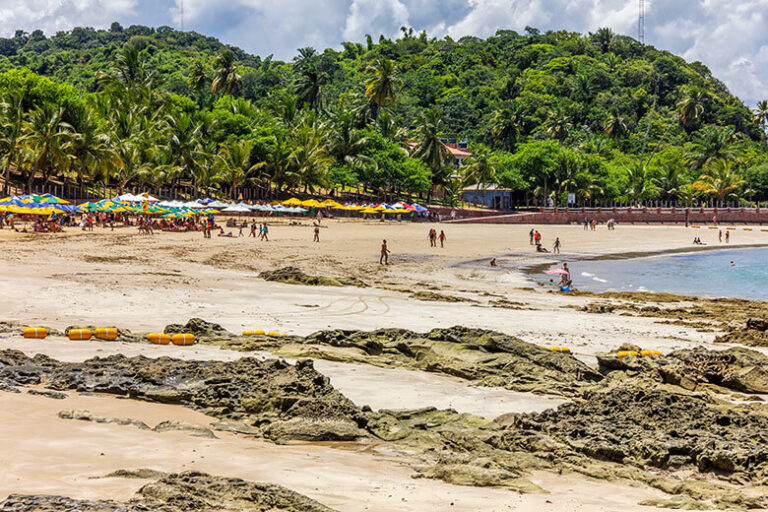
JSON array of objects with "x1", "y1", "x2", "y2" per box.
[
  {"x1": 68, "y1": 328, "x2": 92, "y2": 341},
  {"x1": 617, "y1": 350, "x2": 639, "y2": 359},
  {"x1": 172, "y1": 333, "x2": 195, "y2": 346},
  {"x1": 23, "y1": 327, "x2": 47, "y2": 339},
  {"x1": 640, "y1": 349, "x2": 662, "y2": 357},
  {"x1": 267, "y1": 331, "x2": 281, "y2": 337},
  {"x1": 242, "y1": 329, "x2": 266, "y2": 336},
  {"x1": 94, "y1": 328, "x2": 118, "y2": 341},
  {"x1": 147, "y1": 333, "x2": 171, "y2": 345}
]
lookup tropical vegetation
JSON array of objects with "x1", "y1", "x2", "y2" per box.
[{"x1": 1, "y1": 24, "x2": 767, "y2": 206}]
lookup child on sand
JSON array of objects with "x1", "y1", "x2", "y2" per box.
[
  {"x1": 380, "y1": 240, "x2": 391, "y2": 265},
  {"x1": 553, "y1": 237, "x2": 561, "y2": 254},
  {"x1": 438, "y1": 230, "x2": 446, "y2": 248},
  {"x1": 313, "y1": 224, "x2": 320, "y2": 242}
]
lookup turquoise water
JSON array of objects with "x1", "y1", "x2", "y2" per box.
[{"x1": 546, "y1": 247, "x2": 768, "y2": 300}]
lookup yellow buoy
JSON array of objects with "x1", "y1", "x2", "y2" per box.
[
  {"x1": 172, "y1": 333, "x2": 195, "y2": 346},
  {"x1": 94, "y1": 328, "x2": 118, "y2": 341},
  {"x1": 23, "y1": 327, "x2": 47, "y2": 339},
  {"x1": 617, "y1": 350, "x2": 639, "y2": 359},
  {"x1": 147, "y1": 333, "x2": 171, "y2": 345},
  {"x1": 267, "y1": 331, "x2": 281, "y2": 337},
  {"x1": 548, "y1": 346, "x2": 571, "y2": 353},
  {"x1": 281, "y1": 333, "x2": 291, "y2": 337},
  {"x1": 68, "y1": 328, "x2": 92, "y2": 341},
  {"x1": 242, "y1": 329, "x2": 266, "y2": 336}
]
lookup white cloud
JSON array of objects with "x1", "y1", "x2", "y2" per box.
[
  {"x1": 0, "y1": 0, "x2": 136, "y2": 35},
  {"x1": 1, "y1": 0, "x2": 767, "y2": 104}
]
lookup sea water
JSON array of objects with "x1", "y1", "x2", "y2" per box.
[{"x1": 547, "y1": 247, "x2": 768, "y2": 300}]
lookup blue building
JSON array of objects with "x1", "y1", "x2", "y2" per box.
[{"x1": 462, "y1": 184, "x2": 514, "y2": 210}]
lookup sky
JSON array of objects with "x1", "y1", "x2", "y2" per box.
[{"x1": 1, "y1": 0, "x2": 767, "y2": 105}]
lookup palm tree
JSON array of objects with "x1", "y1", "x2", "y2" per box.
[
  {"x1": 165, "y1": 112, "x2": 202, "y2": 193},
  {"x1": 69, "y1": 106, "x2": 123, "y2": 188},
  {"x1": 545, "y1": 110, "x2": 572, "y2": 141},
  {"x1": 215, "y1": 139, "x2": 262, "y2": 198},
  {"x1": 654, "y1": 161, "x2": 686, "y2": 201},
  {"x1": 412, "y1": 109, "x2": 450, "y2": 188},
  {"x1": 685, "y1": 125, "x2": 739, "y2": 170},
  {"x1": 602, "y1": 113, "x2": 627, "y2": 141},
  {"x1": 693, "y1": 159, "x2": 745, "y2": 203},
  {"x1": 290, "y1": 122, "x2": 332, "y2": 193},
  {"x1": 294, "y1": 62, "x2": 327, "y2": 112},
  {"x1": 591, "y1": 27, "x2": 615, "y2": 52},
  {"x1": 462, "y1": 146, "x2": 497, "y2": 205},
  {"x1": 753, "y1": 100, "x2": 768, "y2": 133},
  {"x1": 211, "y1": 49, "x2": 242, "y2": 95},
  {"x1": 364, "y1": 57, "x2": 400, "y2": 119},
  {"x1": 0, "y1": 90, "x2": 25, "y2": 194},
  {"x1": 98, "y1": 46, "x2": 156, "y2": 96},
  {"x1": 625, "y1": 163, "x2": 659, "y2": 205},
  {"x1": 551, "y1": 150, "x2": 581, "y2": 206},
  {"x1": 188, "y1": 61, "x2": 208, "y2": 93},
  {"x1": 677, "y1": 87, "x2": 706, "y2": 128},
  {"x1": 491, "y1": 102, "x2": 523, "y2": 151},
  {"x1": 20, "y1": 105, "x2": 74, "y2": 192}
]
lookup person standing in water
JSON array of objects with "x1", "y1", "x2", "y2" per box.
[
  {"x1": 725, "y1": 230, "x2": 730, "y2": 243},
  {"x1": 438, "y1": 230, "x2": 446, "y2": 248},
  {"x1": 380, "y1": 239, "x2": 391, "y2": 265},
  {"x1": 553, "y1": 237, "x2": 561, "y2": 254}
]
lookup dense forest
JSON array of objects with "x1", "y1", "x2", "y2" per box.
[{"x1": 0, "y1": 23, "x2": 767, "y2": 206}]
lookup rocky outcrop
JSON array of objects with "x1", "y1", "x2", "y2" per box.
[
  {"x1": 0, "y1": 471, "x2": 337, "y2": 511},
  {"x1": 259, "y1": 266, "x2": 367, "y2": 287},
  {"x1": 596, "y1": 346, "x2": 768, "y2": 394}
]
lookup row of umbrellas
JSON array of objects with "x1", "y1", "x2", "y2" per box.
[{"x1": 281, "y1": 197, "x2": 428, "y2": 214}]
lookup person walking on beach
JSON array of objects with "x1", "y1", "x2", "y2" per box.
[
  {"x1": 249, "y1": 221, "x2": 257, "y2": 237},
  {"x1": 262, "y1": 222, "x2": 269, "y2": 242},
  {"x1": 534, "y1": 230, "x2": 542, "y2": 247},
  {"x1": 719, "y1": 230, "x2": 723, "y2": 243},
  {"x1": 529, "y1": 229, "x2": 534, "y2": 245},
  {"x1": 380, "y1": 239, "x2": 391, "y2": 265},
  {"x1": 428, "y1": 228, "x2": 437, "y2": 247},
  {"x1": 553, "y1": 237, "x2": 561, "y2": 254},
  {"x1": 438, "y1": 230, "x2": 446, "y2": 248},
  {"x1": 313, "y1": 224, "x2": 320, "y2": 243},
  {"x1": 725, "y1": 230, "x2": 730, "y2": 244}
]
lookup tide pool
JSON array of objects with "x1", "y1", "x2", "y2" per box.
[{"x1": 544, "y1": 247, "x2": 768, "y2": 300}]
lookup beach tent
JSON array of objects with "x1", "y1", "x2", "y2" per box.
[{"x1": 222, "y1": 204, "x2": 251, "y2": 213}]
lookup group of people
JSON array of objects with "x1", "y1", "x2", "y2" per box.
[
  {"x1": 428, "y1": 228, "x2": 446, "y2": 248},
  {"x1": 529, "y1": 229, "x2": 561, "y2": 253},
  {"x1": 718, "y1": 229, "x2": 730, "y2": 243}
]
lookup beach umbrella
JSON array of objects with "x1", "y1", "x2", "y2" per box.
[
  {"x1": 32, "y1": 193, "x2": 70, "y2": 205},
  {"x1": 206, "y1": 200, "x2": 228, "y2": 208},
  {"x1": 222, "y1": 204, "x2": 251, "y2": 213},
  {"x1": 320, "y1": 199, "x2": 342, "y2": 208},
  {"x1": 300, "y1": 199, "x2": 323, "y2": 208},
  {"x1": 412, "y1": 204, "x2": 428, "y2": 212},
  {"x1": 282, "y1": 197, "x2": 303, "y2": 206},
  {"x1": 545, "y1": 269, "x2": 570, "y2": 275},
  {"x1": 359, "y1": 207, "x2": 379, "y2": 214}
]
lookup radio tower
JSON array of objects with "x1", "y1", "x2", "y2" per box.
[{"x1": 638, "y1": 0, "x2": 645, "y2": 44}]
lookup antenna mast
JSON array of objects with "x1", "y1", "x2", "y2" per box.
[{"x1": 638, "y1": 0, "x2": 645, "y2": 44}]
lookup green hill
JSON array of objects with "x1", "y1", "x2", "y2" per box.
[{"x1": 0, "y1": 24, "x2": 766, "y2": 204}]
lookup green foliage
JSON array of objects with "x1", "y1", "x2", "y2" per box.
[{"x1": 0, "y1": 24, "x2": 766, "y2": 203}]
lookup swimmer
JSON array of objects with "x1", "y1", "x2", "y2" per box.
[{"x1": 730, "y1": 261, "x2": 735, "y2": 267}]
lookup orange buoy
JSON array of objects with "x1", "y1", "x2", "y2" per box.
[
  {"x1": 147, "y1": 333, "x2": 171, "y2": 345},
  {"x1": 23, "y1": 327, "x2": 47, "y2": 339},
  {"x1": 94, "y1": 328, "x2": 118, "y2": 341},
  {"x1": 68, "y1": 328, "x2": 92, "y2": 341},
  {"x1": 172, "y1": 333, "x2": 195, "y2": 346}
]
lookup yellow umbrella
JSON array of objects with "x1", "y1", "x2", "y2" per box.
[
  {"x1": 282, "y1": 198, "x2": 303, "y2": 206},
  {"x1": 300, "y1": 199, "x2": 323, "y2": 208},
  {"x1": 321, "y1": 199, "x2": 342, "y2": 207},
  {"x1": 359, "y1": 207, "x2": 379, "y2": 214}
]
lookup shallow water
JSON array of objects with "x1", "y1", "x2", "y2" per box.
[{"x1": 547, "y1": 247, "x2": 768, "y2": 300}]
